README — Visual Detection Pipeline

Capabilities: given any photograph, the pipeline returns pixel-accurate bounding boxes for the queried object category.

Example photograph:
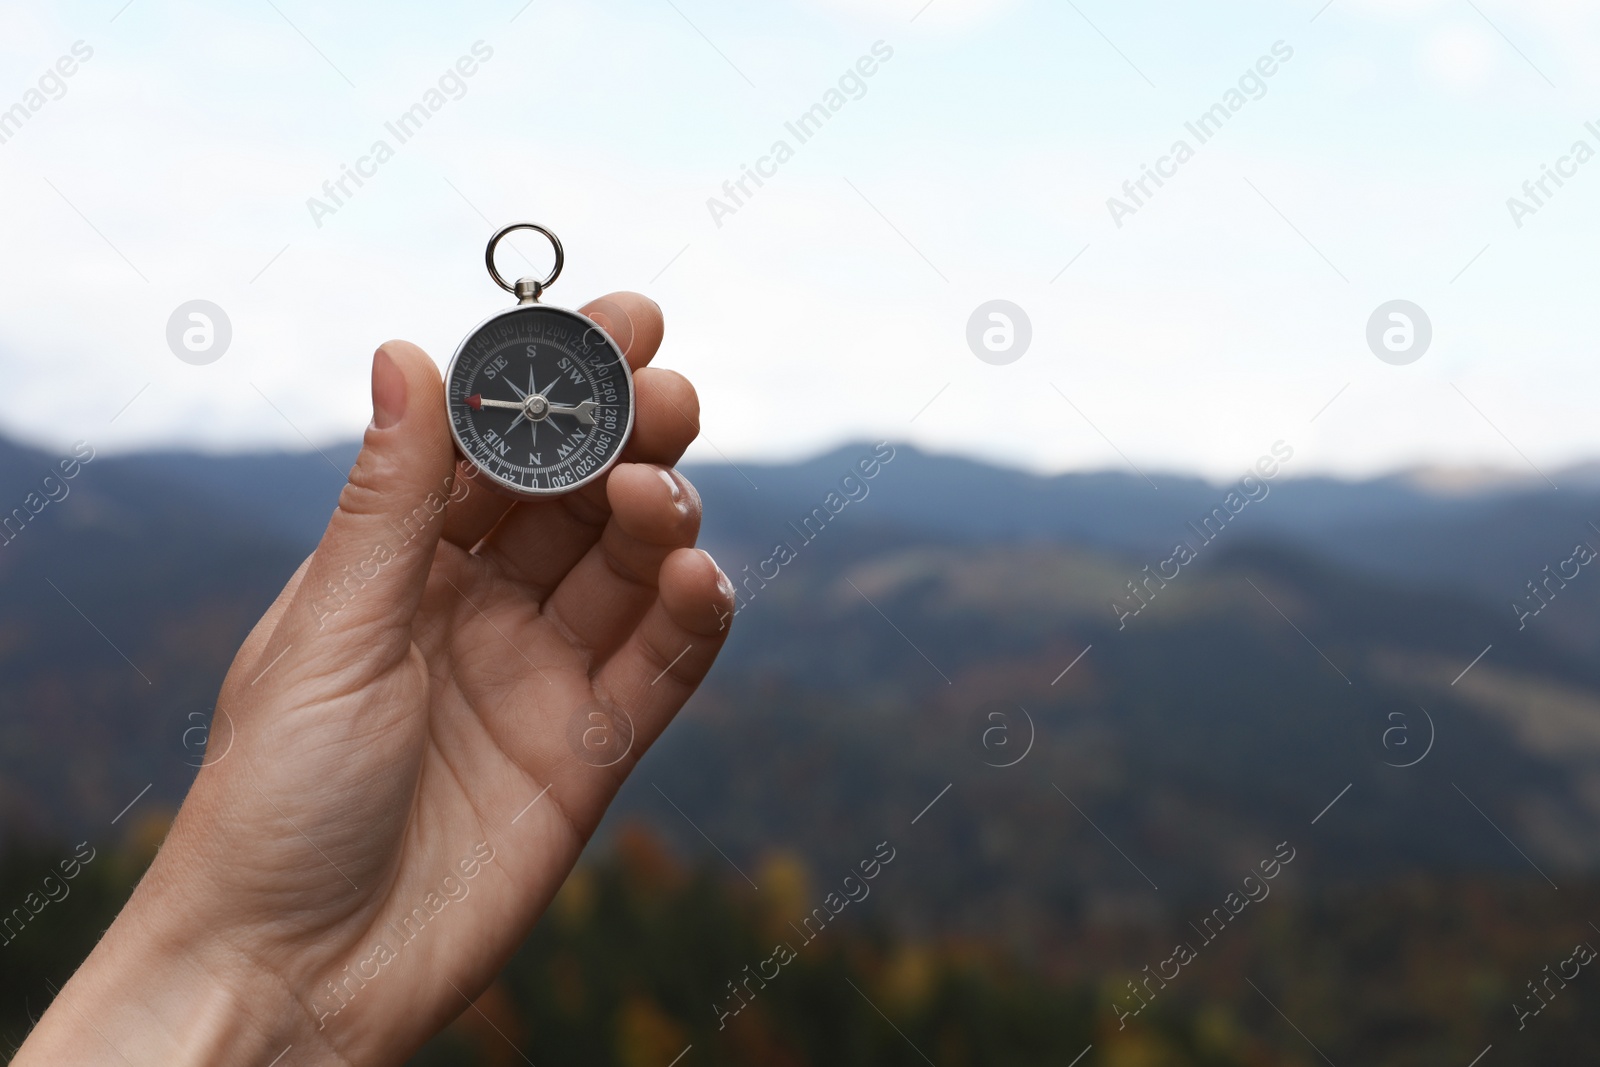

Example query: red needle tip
[466,394,482,410]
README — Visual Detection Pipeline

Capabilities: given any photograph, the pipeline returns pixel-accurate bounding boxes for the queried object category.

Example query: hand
[16,293,735,1066]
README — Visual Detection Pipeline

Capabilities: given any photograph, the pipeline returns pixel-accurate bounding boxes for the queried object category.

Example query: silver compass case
[444,224,637,499]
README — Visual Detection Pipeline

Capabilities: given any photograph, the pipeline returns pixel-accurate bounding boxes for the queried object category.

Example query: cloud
[1421,23,1498,90]
[800,0,1022,31]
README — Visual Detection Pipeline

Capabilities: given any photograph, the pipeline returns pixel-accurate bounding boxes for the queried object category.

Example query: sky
[2,0,1600,481]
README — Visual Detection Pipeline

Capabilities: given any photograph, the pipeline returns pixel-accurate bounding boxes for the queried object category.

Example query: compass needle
[548,400,599,426]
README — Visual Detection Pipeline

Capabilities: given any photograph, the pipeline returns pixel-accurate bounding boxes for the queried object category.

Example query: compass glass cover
[446,305,633,496]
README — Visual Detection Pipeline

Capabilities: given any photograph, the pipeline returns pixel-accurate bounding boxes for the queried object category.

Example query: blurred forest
[3,820,1599,1064]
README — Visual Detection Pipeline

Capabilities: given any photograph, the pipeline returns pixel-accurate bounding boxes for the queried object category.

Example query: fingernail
[372,348,406,429]
[657,467,686,512]
[695,549,732,595]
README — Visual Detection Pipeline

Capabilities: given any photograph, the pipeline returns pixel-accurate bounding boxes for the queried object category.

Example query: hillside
[1,437,1598,939]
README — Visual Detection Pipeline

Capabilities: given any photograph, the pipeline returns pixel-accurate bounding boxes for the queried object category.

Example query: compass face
[445,305,634,497]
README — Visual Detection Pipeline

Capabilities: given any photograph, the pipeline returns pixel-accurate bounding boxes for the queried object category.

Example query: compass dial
[445,305,634,497]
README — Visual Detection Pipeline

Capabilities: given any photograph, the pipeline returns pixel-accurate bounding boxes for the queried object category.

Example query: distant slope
[3,434,1599,945]
[631,532,1600,942]
[683,444,1600,652]
[0,437,305,833]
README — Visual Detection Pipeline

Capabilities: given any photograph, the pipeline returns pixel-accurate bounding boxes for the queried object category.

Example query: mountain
[3,435,1599,952]
[687,443,1600,598]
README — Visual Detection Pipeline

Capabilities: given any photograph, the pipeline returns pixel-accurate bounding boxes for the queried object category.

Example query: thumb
[284,341,459,655]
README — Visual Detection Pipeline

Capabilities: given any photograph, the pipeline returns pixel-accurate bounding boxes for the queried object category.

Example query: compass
[444,223,635,497]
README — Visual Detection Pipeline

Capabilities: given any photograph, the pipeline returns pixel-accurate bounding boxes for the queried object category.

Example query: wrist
[13,865,337,1066]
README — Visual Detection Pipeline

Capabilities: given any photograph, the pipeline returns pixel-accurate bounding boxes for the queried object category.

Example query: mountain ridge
[2,433,1598,944]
